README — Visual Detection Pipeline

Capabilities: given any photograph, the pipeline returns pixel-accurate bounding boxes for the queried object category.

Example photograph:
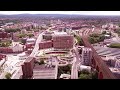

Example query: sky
[0,11,120,15]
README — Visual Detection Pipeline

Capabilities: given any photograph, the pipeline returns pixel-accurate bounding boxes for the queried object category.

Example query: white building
[81,47,92,66]
[12,44,24,53]
[79,65,91,73]
[26,38,36,44]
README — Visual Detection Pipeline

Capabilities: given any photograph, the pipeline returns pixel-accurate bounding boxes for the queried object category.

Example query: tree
[59,64,71,73]
[91,70,98,79]
[74,35,83,45]
[99,35,105,42]
[109,43,120,48]
[89,37,95,44]
[90,33,99,37]
[80,69,90,74]
[21,39,26,45]
[18,34,26,38]
[39,60,45,65]
[89,33,105,44]
[79,74,91,79]
[102,31,106,34]
[5,72,12,79]
[27,33,34,38]
[5,28,20,33]
[1,42,6,47]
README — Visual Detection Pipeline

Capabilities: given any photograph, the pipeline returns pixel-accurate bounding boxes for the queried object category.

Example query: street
[71,47,81,79]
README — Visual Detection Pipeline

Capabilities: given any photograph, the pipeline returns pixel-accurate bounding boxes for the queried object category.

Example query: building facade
[82,47,92,66]
[39,40,53,49]
[22,57,35,79]
[52,35,74,50]
[0,47,13,53]
[0,32,8,39]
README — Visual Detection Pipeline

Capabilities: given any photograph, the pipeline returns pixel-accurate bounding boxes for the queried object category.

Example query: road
[30,26,55,57]
[71,27,101,79]
[71,47,81,79]
[29,32,44,57]
[0,26,55,79]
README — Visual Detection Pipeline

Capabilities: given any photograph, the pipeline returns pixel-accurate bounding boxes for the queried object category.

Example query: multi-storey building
[81,47,92,66]
[52,34,74,50]
[0,32,8,38]
[39,40,53,49]
[22,57,35,79]
[0,47,13,53]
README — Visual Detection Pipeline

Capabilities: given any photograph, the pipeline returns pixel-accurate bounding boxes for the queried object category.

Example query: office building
[42,32,53,40]
[39,40,53,49]
[81,47,92,66]
[52,34,74,50]
[0,32,8,38]
[22,57,35,79]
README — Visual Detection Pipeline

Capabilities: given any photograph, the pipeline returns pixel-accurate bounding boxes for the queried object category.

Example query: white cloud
[0,11,120,15]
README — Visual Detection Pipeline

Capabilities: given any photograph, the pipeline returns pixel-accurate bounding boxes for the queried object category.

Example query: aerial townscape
[0,11,120,79]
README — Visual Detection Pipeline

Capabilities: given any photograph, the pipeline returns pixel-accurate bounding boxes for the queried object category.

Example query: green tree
[1,42,6,47]
[79,74,91,79]
[5,28,20,33]
[39,60,45,65]
[88,37,95,44]
[75,35,83,45]
[18,34,26,38]
[80,69,90,74]
[5,72,12,79]
[21,39,26,45]
[99,35,105,42]
[27,33,34,38]
[102,31,106,34]
[91,71,98,79]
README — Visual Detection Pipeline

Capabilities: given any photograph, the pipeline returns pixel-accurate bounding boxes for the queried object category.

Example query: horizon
[1,11,120,16]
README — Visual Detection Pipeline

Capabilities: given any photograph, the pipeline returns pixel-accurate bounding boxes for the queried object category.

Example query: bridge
[81,36,117,79]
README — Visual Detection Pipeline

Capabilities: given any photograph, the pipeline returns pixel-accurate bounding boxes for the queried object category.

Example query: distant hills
[0,14,120,22]
[0,14,120,18]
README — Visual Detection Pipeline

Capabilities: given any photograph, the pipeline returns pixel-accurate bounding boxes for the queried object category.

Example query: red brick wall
[0,32,8,38]
[22,57,35,79]
[39,41,53,49]
[25,44,34,51]
[0,47,13,53]
[53,35,73,49]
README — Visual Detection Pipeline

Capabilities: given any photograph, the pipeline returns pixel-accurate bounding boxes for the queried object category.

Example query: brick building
[22,57,35,79]
[0,47,13,53]
[52,35,74,49]
[42,32,53,40]
[39,40,53,49]
[25,43,34,51]
[0,32,8,38]
[0,54,6,60]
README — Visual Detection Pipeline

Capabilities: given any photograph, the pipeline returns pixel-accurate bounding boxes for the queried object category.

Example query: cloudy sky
[0,11,120,15]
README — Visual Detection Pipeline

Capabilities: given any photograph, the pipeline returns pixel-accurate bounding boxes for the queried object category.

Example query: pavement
[71,47,81,79]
